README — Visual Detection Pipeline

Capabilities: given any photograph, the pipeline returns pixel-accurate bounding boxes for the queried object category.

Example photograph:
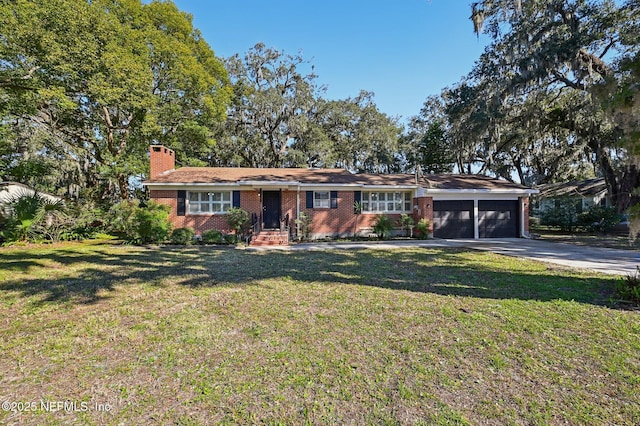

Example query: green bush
[415,218,431,239]
[60,205,106,241]
[529,216,541,228]
[0,214,7,244]
[0,195,110,244]
[295,212,312,241]
[578,206,622,233]
[201,229,223,244]
[373,215,394,240]
[134,202,172,244]
[223,233,237,244]
[540,197,582,232]
[108,200,137,241]
[226,207,250,239]
[170,227,195,245]
[109,200,171,244]
[618,266,640,305]
[0,191,66,243]
[397,213,415,237]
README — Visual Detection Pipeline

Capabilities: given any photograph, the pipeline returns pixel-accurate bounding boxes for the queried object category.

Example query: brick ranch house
[144,146,537,244]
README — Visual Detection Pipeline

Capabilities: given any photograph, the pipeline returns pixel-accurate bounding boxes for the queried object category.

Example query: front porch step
[250,230,289,246]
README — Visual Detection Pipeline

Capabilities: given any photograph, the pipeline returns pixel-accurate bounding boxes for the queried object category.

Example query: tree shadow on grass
[0,244,621,307]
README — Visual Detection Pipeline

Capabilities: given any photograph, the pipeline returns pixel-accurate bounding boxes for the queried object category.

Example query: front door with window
[262,191,281,229]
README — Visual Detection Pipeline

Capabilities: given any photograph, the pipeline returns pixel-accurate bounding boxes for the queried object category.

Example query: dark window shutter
[330,191,338,209]
[306,191,314,208]
[354,191,361,213]
[177,190,186,216]
[232,190,240,208]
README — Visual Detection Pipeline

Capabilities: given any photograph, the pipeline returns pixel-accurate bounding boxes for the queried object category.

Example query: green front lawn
[0,241,638,425]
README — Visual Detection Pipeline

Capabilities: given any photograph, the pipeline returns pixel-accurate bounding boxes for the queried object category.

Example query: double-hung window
[188,191,232,214]
[361,191,411,213]
[313,191,330,208]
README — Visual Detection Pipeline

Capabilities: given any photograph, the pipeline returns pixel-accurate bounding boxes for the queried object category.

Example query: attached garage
[478,200,518,238]
[433,200,474,239]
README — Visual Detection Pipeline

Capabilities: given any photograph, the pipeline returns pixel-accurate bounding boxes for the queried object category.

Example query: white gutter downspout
[520,197,526,238]
[296,186,300,240]
[473,199,479,239]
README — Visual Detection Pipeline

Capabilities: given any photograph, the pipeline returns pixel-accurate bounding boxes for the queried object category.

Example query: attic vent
[152,147,161,152]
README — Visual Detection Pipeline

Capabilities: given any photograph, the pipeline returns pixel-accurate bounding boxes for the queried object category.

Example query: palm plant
[372,215,394,240]
[2,190,64,242]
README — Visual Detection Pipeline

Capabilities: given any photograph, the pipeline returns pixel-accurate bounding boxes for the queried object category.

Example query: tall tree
[0,0,230,201]
[218,45,402,171]
[218,43,320,167]
[302,91,403,173]
[404,96,454,174]
[467,0,640,211]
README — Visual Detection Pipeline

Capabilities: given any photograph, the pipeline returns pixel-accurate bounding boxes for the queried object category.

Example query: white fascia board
[434,193,520,201]
[426,188,538,195]
[432,191,536,201]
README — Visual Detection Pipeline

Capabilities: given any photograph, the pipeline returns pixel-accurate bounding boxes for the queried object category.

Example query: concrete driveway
[263,238,639,276]
[453,238,639,276]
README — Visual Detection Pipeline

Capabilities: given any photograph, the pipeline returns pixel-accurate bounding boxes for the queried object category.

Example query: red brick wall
[301,191,356,237]
[149,146,175,179]
[282,191,297,224]
[150,190,232,234]
[240,191,261,218]
[299,191,417,238]
[150,188,429,238]
[151,189,302,236]
[413,196,434,232]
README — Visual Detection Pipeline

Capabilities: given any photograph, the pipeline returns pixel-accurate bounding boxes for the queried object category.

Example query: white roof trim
[425,188,539,195]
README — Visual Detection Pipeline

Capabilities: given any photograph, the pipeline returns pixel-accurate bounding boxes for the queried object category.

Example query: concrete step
[250,230,289,246]
[250,240,289,246]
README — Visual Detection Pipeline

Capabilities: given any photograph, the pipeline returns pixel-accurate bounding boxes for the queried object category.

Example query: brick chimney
[149,145,175,179]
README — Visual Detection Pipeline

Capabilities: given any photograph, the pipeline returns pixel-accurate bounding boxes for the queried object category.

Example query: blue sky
[171,0,490,124]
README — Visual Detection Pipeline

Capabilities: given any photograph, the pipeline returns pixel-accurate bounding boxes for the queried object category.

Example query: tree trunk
[117,173,129,200]
[617,164,640,212]
[598,147,640,213]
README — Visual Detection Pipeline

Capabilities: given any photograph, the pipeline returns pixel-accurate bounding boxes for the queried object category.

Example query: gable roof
[144,167,535,192]
[536,178,607,198]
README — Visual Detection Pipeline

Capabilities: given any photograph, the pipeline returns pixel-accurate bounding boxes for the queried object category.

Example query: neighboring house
[0,181,62,217]
[534,178,609,214]
[143,146,537,244]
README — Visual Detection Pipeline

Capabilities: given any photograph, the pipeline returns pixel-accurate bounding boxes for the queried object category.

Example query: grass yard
[0,241,638,425]
[531,226,635,251]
